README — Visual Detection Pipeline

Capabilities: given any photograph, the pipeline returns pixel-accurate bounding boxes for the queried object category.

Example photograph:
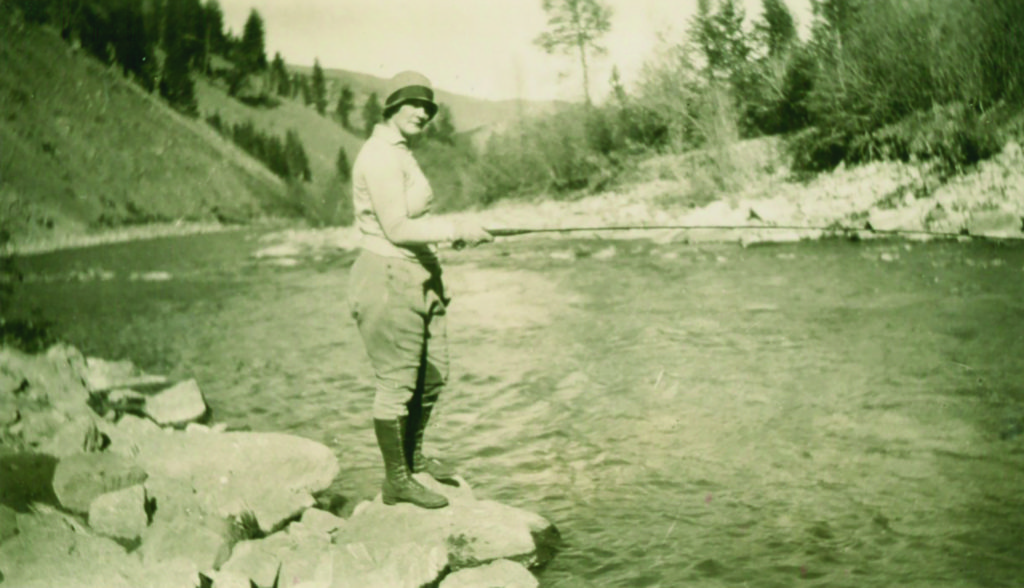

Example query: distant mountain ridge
[289,65,564,134]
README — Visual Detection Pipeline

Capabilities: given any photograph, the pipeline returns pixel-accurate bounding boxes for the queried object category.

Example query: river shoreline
[5,138,1022,257]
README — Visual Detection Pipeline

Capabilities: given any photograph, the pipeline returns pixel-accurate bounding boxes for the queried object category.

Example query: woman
[348,71,493,509]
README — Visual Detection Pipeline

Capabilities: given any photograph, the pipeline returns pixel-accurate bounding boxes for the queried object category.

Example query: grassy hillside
[194,78,362,193]
[0,16,286,248]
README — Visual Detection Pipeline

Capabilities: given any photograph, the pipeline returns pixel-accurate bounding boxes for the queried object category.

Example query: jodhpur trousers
[348,249,449,420]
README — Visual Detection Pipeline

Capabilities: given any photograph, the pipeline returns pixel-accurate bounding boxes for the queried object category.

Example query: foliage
[335,85,355,129]
[424,104,457,145]
[238,9,267,73]
[270,52,291,97]
[335,146,352,182]
[206,113,312,182]
[534,0,613,104]
[362,93,383,137]
[311,59,328,115]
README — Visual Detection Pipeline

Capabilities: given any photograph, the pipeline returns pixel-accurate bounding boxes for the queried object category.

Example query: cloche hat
[383,71,439,121]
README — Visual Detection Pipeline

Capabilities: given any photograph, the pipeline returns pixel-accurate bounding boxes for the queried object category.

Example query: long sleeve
[361,147,456,247]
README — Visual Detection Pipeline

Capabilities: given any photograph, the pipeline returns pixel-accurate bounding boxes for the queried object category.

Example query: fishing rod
[484,223,977,240]
[452,222,1021,248]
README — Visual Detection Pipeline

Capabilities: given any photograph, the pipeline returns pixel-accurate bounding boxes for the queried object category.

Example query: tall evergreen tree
[335,145,351,182]
[362,92,383,137]
[160,40,198,116]
[239,9,267,73]
[757,0,797,58]
[284,129,312,182]
[270,53,291,97]
[203,0,228,56]
[163,0,204,68]
[534,0,613,104]
[311,59,328,115]
[335,85,355,129]
[110,0,156,91]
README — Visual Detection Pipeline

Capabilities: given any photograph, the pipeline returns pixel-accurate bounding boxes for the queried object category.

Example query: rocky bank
[0,345,557,587]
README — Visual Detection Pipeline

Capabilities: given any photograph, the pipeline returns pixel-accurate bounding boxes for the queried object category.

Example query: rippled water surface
[12,231,1024,587]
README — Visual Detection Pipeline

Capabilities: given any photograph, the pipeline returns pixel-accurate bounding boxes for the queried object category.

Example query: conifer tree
[362,93,383,137]
[336,146,352,182]
[311,59,328,115]
[160,41,199,116]
[757,0,797,58]
[284,130,312,182]
[239,9,267,73]
[335,85,355,129]
[203,0,228,56]
[270,53,291,96]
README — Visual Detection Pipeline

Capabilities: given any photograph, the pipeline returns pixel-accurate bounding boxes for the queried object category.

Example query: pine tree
[757,0,797,58]
[362,93,383,137]
[270,52,291,96]
[285,130,312,182]
[110,0,157,91]
[311,59,328,115]
[336,145,351,182]
[160,41,199,116]
[239,9,267,73]
[534,0,614,104]
[203,0,228,56]
[335,85,355,129]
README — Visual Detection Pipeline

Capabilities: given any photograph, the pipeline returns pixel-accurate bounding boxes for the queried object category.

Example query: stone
[144,379,208,426]
[52,451,148,513]
[0,505,143,588]
[329,540,449,588]
[140,517,231,574]
[133,431,338,533]
[204,570,252,588]
[968,209,1022,238]
[291,507,345,538]
[337,476,558,571]
[440,559,539,588]
[88,484,148,541]
[220,531,331,588]
[37,414,106,457]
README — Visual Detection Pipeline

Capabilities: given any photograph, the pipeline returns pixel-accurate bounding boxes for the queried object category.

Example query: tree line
[457,0,1024,208]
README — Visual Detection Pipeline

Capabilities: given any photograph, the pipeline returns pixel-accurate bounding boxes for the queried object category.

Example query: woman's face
[390,101,431,137]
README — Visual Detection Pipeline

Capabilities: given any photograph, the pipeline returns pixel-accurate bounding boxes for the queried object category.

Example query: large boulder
[131,430,339,533]
[52,451,148,514]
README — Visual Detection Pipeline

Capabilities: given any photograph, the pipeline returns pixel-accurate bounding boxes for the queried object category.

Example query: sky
[217,0,813,103]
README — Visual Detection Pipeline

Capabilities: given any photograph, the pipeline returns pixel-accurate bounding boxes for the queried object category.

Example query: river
[8,230,1024,587]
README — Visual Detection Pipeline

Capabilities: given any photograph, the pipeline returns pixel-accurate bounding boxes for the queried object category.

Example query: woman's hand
[452,221,495,249]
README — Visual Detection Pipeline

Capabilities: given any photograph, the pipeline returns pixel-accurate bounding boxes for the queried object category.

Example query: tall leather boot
[406,402,457,481]
[374,417,449,509]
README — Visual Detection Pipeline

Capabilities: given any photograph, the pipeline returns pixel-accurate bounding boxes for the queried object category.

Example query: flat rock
[144,379,208,426]
[140,517,231,574]
[52,451,148,513]
[132,431,339,533]
[339,475,558,570]
[440,559,539,588]
[88,484,148,541]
